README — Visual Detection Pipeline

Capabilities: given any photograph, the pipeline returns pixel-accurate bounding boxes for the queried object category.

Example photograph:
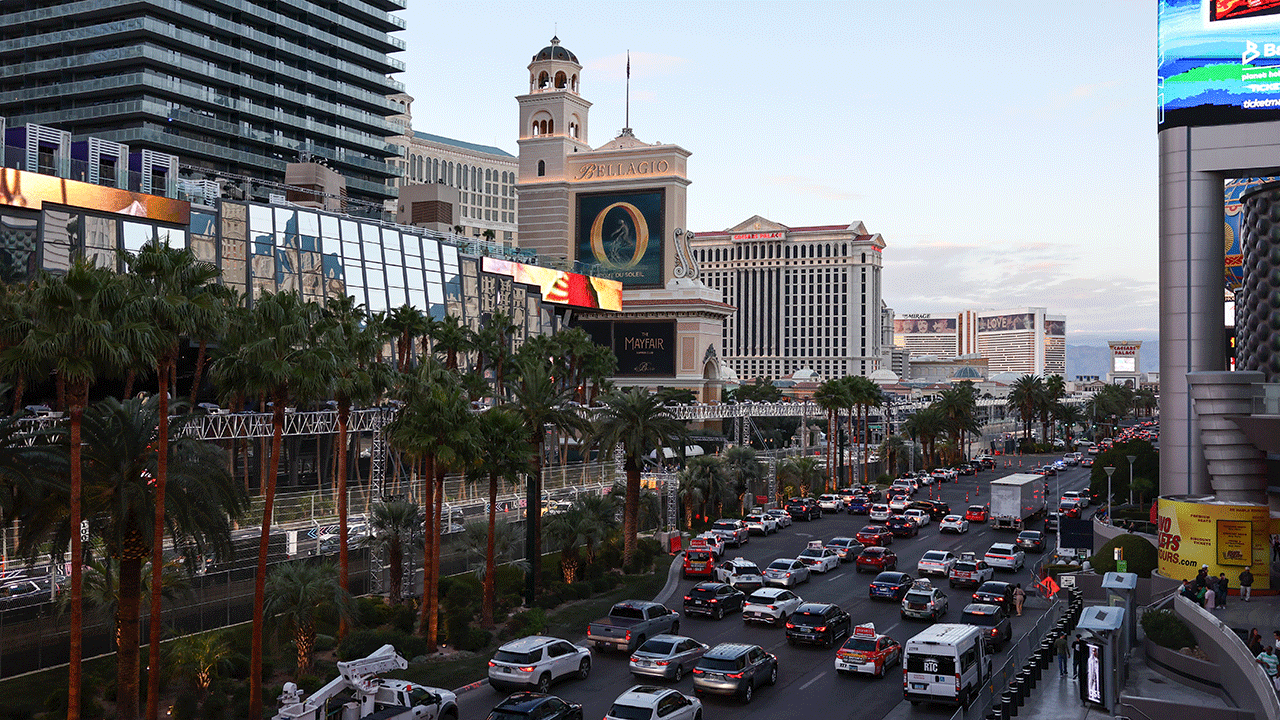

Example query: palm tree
[385,304,427,372]
[812,379,849,492]
[568,492,620,561]
[543,507,602,583]
[1055,404,1085,446]
[210,290,332,719]
[167,630,234,694]
[846,376,882,484]
[880,435,908,475]
[428,314,474,372]
[677,458,716,529]
[508,354,590,604]
[937,382,980,461]
[123,237,230,720]
[777,456,823,499]
[589,387,690,566]
[902,406,946,468]
[472,407,530,626]
[264,560,356,675]
[722,445,762,515]
[1007,375,1044,443]
[17,260,155,720]
[474,312,518,398]
[366,500,424,605]
[1040,375,1066,445]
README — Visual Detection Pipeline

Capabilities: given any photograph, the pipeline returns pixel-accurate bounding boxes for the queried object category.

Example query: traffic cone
[976,484,980,496]
[965,492,969,503]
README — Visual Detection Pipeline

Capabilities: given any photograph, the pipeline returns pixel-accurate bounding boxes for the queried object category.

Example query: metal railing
[947,597,1065,720]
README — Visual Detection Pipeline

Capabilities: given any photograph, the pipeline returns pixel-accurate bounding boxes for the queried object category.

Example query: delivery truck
[989,473,1046,531]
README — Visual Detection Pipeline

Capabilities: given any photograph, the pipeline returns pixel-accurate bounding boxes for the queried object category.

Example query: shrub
[590,577,612,594]
[388,602,418,634]
[357,596,392,628]
[504,607,547,637]
[536,592,561,610]
[458,625,493,652]
[337,628,427,661]
[171,690,200,720]
[494,564,524,598]
[1089,534,1158,578]
[638,537,663,563]
[567,581,592,600]
[199,691,228,720]
[1142,608,1196,650]
[314,633,337,652]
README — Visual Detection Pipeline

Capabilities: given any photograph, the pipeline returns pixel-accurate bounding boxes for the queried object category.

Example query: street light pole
[1125,455,1136,507]
[1104,466,1116,526]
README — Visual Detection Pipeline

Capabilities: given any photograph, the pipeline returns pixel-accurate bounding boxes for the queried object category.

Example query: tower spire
[624,51,633,136]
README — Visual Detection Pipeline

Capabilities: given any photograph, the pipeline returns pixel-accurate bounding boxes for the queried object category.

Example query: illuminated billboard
[1159,0,1280,129]
[576,190,664,288]
[481,257,622,311]
[1114,357,1137,372]
[978,313,1035,332]
[576,319,675,376]
[0,168,189,225]
[893,317,955,334]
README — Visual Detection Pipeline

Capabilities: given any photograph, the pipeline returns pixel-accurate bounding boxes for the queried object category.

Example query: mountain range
[1065,342,1159,380]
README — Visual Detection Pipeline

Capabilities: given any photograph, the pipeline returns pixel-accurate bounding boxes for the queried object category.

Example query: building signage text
[574,159,670,181]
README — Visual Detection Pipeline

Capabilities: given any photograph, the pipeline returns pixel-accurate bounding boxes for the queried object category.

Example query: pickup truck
[586,600,680,653]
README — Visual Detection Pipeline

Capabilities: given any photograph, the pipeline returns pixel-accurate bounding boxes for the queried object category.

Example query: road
[453,454,1095,720]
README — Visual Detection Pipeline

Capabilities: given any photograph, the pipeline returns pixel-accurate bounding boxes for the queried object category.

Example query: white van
[903,624,992,707]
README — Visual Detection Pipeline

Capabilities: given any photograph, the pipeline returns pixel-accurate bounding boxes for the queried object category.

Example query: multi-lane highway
[453,454,1096,720]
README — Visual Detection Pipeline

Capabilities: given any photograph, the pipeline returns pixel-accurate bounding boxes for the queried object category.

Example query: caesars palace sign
[574,159,671,180]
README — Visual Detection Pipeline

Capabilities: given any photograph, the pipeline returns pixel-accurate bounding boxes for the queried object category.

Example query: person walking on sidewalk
[1014,583,1027,617]
[1257,646,1279,691]
[1217,573,1229,608]
[1055,633,1069,676]
[1249,629,1264,656]
[1072,634,1086,680]
[1240,568,1254,602]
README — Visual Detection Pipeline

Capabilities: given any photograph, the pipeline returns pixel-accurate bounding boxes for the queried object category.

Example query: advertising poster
[576,190,664,288]
[1156,496,1271,587]
[1085,641,1103,706]
[1159,0,1280,128]
[978,313,1035,332]
[574,320,676,377]
[481,257,623,311]
[893,317,956,334]
[0,168,189,224]
[1044,320,1067,336]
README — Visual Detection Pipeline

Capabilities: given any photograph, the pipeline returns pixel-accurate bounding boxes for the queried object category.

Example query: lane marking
[799,671,826,690]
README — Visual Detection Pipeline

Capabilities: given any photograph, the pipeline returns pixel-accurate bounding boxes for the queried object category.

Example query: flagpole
[625,50,631,131]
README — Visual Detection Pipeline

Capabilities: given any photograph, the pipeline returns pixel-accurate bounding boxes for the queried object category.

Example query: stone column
[1186,371,1267,504]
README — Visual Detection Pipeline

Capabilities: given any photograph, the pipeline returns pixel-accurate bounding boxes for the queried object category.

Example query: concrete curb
[452,677,489,696]
[652,551,686,606]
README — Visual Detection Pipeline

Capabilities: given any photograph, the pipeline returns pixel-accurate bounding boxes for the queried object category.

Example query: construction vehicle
[272,644,458,720]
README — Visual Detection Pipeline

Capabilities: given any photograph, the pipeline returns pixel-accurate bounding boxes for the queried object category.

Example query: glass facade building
[0,0,405,206]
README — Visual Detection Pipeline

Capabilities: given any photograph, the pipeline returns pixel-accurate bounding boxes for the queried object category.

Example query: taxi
[682,549,715,579]
[835,623,902,678]
[797,541,841,574]
[691,533,725,558]
[964,505,989,523]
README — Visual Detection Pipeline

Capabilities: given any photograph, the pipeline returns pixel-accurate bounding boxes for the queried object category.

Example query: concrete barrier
[1172,594,1280,719]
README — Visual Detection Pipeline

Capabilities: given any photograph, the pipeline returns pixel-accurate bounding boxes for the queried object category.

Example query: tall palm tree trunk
[68,391,86,720]
[624,460,640,566]
[389,539,403,604]
[10,372,23,415]
[146,352,175,720]
[116,553,144,720]
[336,403,351,640]
[428,466,444,652]
[188,339,209,406]
[861,404,869,486]
[417,455,435,638]
[249,397,286,719]
[483,471,497,627]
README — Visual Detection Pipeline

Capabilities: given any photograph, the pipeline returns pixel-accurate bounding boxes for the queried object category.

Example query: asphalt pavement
[453,453,1092,720]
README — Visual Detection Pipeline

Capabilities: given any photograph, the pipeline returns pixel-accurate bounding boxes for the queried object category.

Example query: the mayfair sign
[574,159,670,180]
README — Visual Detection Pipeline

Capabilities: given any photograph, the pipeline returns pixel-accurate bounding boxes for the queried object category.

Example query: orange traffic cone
[965,492,969,503]
[975,484,980,496]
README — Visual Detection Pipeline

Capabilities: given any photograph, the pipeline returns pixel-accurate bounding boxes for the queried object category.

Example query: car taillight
[518,666,536,672]
[767,604,776,610]
[692,668,703,675]
[814,626,827,632]
[655,660,669,665]
[626,630,631,641]
[488,661,496,667]
[786,622,795,629]
[726,671,745,679]
[684,595,691,601]
[710,598,719,603]
[955,673,961,690]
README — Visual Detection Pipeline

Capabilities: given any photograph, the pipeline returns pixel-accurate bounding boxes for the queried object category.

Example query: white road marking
[799,671,826,690]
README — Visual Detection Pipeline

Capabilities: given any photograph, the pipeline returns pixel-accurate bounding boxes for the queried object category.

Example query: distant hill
[1065,342,1159,380]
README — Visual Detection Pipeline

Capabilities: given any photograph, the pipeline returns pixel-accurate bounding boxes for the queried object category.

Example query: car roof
[747,587,789,597]
[988,543,1015,550]
[499,635,559,652]
[978,581,1012,591]
[705,642,758,659]
[794,602,835,613]
[874,572,907,581]
[693,581,731,590]
[614,685,670,706]
[962,603,1002,615]
[495,692,560,711]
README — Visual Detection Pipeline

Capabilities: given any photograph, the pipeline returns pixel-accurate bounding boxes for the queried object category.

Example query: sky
[397,1,1158,345]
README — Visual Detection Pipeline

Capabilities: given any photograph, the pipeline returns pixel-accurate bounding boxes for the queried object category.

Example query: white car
[742,587,804,626]
[888,496,910,513]
[763,558,810,588]
[488,635,592,693]
[796,545,841,574]
[1062,490,1090,508]
[890,481,915,496]
[984,543,1026,572]
[715,558,764,590]
[916,550,958,577]
[606,685,701,720]
[743,513,779,535]
[930,469,950,483]
[818,494,844,512]
[765,508,793,528]
[903,509,930,527]
[869,504,892,521]
[692,533,725,558]
[939,515,970,534]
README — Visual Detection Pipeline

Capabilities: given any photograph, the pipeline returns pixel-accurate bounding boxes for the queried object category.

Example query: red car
[855,525,894,547]
[855,546,898,573]
[964,505,990,523]
[1058,502,1081,519]
[682,549,715,578]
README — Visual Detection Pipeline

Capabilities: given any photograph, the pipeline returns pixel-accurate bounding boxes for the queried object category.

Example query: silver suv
[692,643,778,703]
[488,635,592,693]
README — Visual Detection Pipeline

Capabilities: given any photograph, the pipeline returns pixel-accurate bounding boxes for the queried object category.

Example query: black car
[909,499,951,521]
[972,581,1016,614]
[869,571,915,601]
[885,515,919,538]
[958,464,977,476]
[962,603,1012,650]
[692,643,778,703]
[684,582,746,619]
[1044,512,1060,532]
[785,602,852,648]
[1015,530,1045,553]
[486,692,583,720]
[786,499,821,521]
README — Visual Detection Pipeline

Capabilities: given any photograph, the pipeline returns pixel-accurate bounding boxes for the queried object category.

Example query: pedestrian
[1195,565,1210,590]
[1181,579,1199,603]
[1204,583,1217,611]
[1014,583,1027,617]
[1273,535,1280,562]
[1072,634,1086,680]
[1217,573,1229,608]
[1055,633,1069,676]
[1240,567,1254,602]
[1257,646,1279,690]
[1273,630,1280,649]
[1249,629,1264,656]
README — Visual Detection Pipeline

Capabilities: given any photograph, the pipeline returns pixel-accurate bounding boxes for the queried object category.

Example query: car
[486,692,583,720]
[971,580,1017,614]
[939,515,970,534]
[868,503,892,521]
[958,464,977,476]
[488,636,592,693]
[909,499,951,521]
[786,602,853,647]
[964,505,990,523]
[1043,511,1060,532]
[690,533,725,558]
[1058,501,1081,519]
[605,685,701,720]
[855,525,894,547]
[890,480,916,497]
[743,513,778,536]
[628,635,709,682]
[1039,465,1057,476]
[916,550,958,577]
[825,537,865,562]
[817,494,844,513]
[683,582,745,620]
[961,603,1012,650]
[1015,530,1045,553]
[714,558,764,591]
[869,571,915,600]
[764,508,792,528]
[856,484,882,501]
[903,508,930,527]
[786,499,821,521]
[855,546,898,573]
[1080,456,1094,468]
[1062,490,1090,508]
[1086,445,1099,455]
[885,515,919,538]
[692,643,778,703]
[835,623,902,678]
[742,587,804,626]
[763,558,810,588]
[846,496,871,514]
[900,579,949,621]
[984,543,1025,572]
[1052,460,1068,471]
[949,557,994,589]
[930,468,951,484]
[0,577,54,611]
[681,549,715,580]
[888,495,911,513]
[709,519,750,547]
[797,543,842,573]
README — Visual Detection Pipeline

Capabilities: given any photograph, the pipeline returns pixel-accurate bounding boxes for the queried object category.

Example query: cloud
[764,174,866,204]
[588,52,687,80]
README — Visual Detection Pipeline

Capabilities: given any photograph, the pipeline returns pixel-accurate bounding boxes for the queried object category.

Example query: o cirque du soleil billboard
[1160,0,1280,129]
[576,190,664,288]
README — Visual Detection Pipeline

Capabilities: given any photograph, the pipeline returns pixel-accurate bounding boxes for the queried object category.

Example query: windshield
[637,639,674,654]
[712,521,736,530]
[906,653,956,675]
[799,549,821,557]
[747,592,778,604]
[955,563,977,572]
[606,704,651,720]
[698,658,741,672]
[690,587,719,597]
[843,638,878,652]
[768,561,794,571]
[687,551,710,561]
[904,593,932,604]
[989,545,1014,554]
[493,649,538,664]
[611,606,646,620]
[733,563,760,574]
